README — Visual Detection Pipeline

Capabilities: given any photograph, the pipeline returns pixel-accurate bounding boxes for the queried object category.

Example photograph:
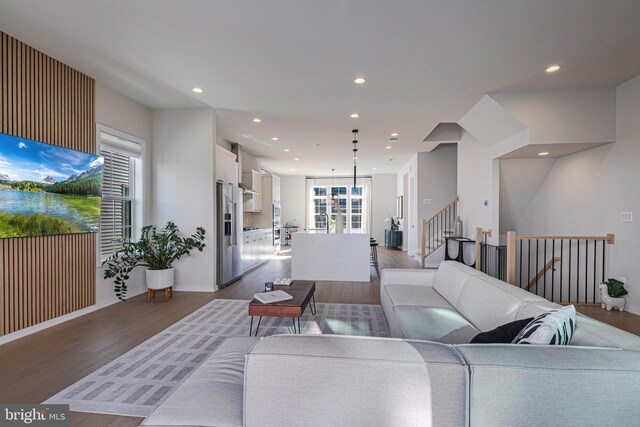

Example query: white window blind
[100,147,134,257]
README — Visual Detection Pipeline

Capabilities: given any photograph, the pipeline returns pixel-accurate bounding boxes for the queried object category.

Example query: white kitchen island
[291,232,371,282]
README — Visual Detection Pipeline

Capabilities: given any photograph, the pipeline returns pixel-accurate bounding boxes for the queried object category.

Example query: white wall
[457,131,499,243]
[492,87,616,145]
[397,154,418,251]
[371,174,397,243]
[417,145,458,226]
[505,75,640,314]
[151,108,217,292]
[95,83,152,305]
[280,175,306,229]
[499,158,556,235]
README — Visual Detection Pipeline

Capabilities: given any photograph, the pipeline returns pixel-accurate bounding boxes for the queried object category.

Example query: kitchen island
[291,232,370,282]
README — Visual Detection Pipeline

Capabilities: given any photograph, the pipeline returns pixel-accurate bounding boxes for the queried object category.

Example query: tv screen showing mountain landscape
[0,132,102,238]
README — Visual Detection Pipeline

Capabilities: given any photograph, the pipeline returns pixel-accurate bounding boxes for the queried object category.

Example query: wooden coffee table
[248,281,316,336]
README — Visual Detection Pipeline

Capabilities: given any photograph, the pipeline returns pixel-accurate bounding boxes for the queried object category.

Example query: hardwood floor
[0,247,637,427]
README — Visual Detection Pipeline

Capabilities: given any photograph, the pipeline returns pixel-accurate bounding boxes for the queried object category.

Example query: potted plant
[599,278,628,311]
[103,221,206,301]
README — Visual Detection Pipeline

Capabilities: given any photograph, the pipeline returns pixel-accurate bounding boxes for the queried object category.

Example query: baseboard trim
[0,288,147,346]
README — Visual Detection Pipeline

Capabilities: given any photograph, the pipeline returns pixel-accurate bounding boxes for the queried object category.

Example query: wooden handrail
[526,257,561,290]
[516,233,615,244]
[422,195,459,226]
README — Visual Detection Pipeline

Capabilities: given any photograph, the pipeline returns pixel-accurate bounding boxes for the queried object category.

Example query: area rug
[44,299,389,417]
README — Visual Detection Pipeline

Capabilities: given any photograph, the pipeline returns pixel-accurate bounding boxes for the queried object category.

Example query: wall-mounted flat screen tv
[0,132,102,238]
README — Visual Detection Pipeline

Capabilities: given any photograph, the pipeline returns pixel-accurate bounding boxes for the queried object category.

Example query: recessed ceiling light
[294,158,299,161]
[271,137,279,141]
[391,133,398,137]
[350,113,359,119]
[538,152,549,156]
[283,148,290,152]
[354,77,366,85]
[546,64,562,73]
[252,118,262,123]
[290,169,295,172]
[191,87,203,94]
[385,146,392,149]
[372,167,377,170]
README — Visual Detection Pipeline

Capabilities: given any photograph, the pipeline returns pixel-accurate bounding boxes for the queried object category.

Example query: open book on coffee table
[253,290,293,304]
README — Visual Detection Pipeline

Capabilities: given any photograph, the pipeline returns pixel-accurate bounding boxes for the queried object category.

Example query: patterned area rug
[44,299,389,417]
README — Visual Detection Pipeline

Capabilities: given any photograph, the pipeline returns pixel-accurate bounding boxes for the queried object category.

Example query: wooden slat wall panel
[0,32,96,336]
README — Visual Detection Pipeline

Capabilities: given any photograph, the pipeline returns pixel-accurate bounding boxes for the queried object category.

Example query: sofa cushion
[393,305,479,344]
[142,337,259,427]
[470,318,534,344]
[244,335,469,427]
[455,275,527,332]
[513,305,576,345]
[433,261,477,307]
[385,284,456,309]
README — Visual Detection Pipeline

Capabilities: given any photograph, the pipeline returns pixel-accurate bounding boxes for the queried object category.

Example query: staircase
[421,195,459,268]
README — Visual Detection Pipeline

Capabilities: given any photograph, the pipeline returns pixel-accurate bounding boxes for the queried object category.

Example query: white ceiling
[1,1,640,176]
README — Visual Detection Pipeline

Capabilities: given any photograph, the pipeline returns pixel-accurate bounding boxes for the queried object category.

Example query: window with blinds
[100,148,134,257]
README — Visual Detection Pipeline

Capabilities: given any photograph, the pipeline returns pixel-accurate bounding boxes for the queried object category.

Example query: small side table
[385,229,403,249]
[444,237,476,267]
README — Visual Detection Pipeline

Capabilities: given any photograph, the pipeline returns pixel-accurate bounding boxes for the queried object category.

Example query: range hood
[238,182,258,195]
[231,143,259,195]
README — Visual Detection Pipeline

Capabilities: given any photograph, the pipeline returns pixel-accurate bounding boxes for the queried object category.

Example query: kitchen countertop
[243,228,272,233]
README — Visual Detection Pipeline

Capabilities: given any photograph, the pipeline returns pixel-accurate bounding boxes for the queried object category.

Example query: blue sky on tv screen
[0,132,102,183]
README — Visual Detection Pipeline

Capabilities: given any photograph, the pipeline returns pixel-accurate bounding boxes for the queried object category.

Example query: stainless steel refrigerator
[216,183,243,288]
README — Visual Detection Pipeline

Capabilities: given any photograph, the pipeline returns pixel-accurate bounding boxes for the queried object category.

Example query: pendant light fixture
[352,129,358,187]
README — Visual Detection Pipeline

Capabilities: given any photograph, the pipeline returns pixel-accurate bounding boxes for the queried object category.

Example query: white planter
[146,268,175,290]
[598,283,626,312]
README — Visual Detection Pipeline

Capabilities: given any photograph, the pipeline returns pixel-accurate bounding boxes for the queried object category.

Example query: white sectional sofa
[143,261,640,427]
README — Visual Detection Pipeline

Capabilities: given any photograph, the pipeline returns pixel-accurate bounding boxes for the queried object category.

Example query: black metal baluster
[560,240,564,303]
[585,239,588,304]
[602,239,606,284]
[519,240,523,288]
[576,240,580,303]
[527,240,531,291]
[568,240,572,303]
[535,239,540,295]
[543,239,547,299]
[593,240,597,304]
[551,239,555,302]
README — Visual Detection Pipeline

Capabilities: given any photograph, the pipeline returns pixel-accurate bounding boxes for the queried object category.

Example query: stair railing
[421,195,459,268]
[506,231,615,304]
[474,228,507,280]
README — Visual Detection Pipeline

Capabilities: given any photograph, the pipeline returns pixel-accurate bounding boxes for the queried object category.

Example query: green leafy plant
[603,278,628,298]
[103,221,206,300]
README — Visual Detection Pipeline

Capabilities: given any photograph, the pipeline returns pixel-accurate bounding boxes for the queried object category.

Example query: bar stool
[370,239,380,275]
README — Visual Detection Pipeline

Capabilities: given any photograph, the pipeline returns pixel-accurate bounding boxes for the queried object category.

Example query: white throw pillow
[512,305,576,345]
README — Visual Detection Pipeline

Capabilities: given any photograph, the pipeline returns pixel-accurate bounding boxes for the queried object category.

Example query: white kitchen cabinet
[252,173,280,228]
[216,145,239,185]
[242,229,275,272]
